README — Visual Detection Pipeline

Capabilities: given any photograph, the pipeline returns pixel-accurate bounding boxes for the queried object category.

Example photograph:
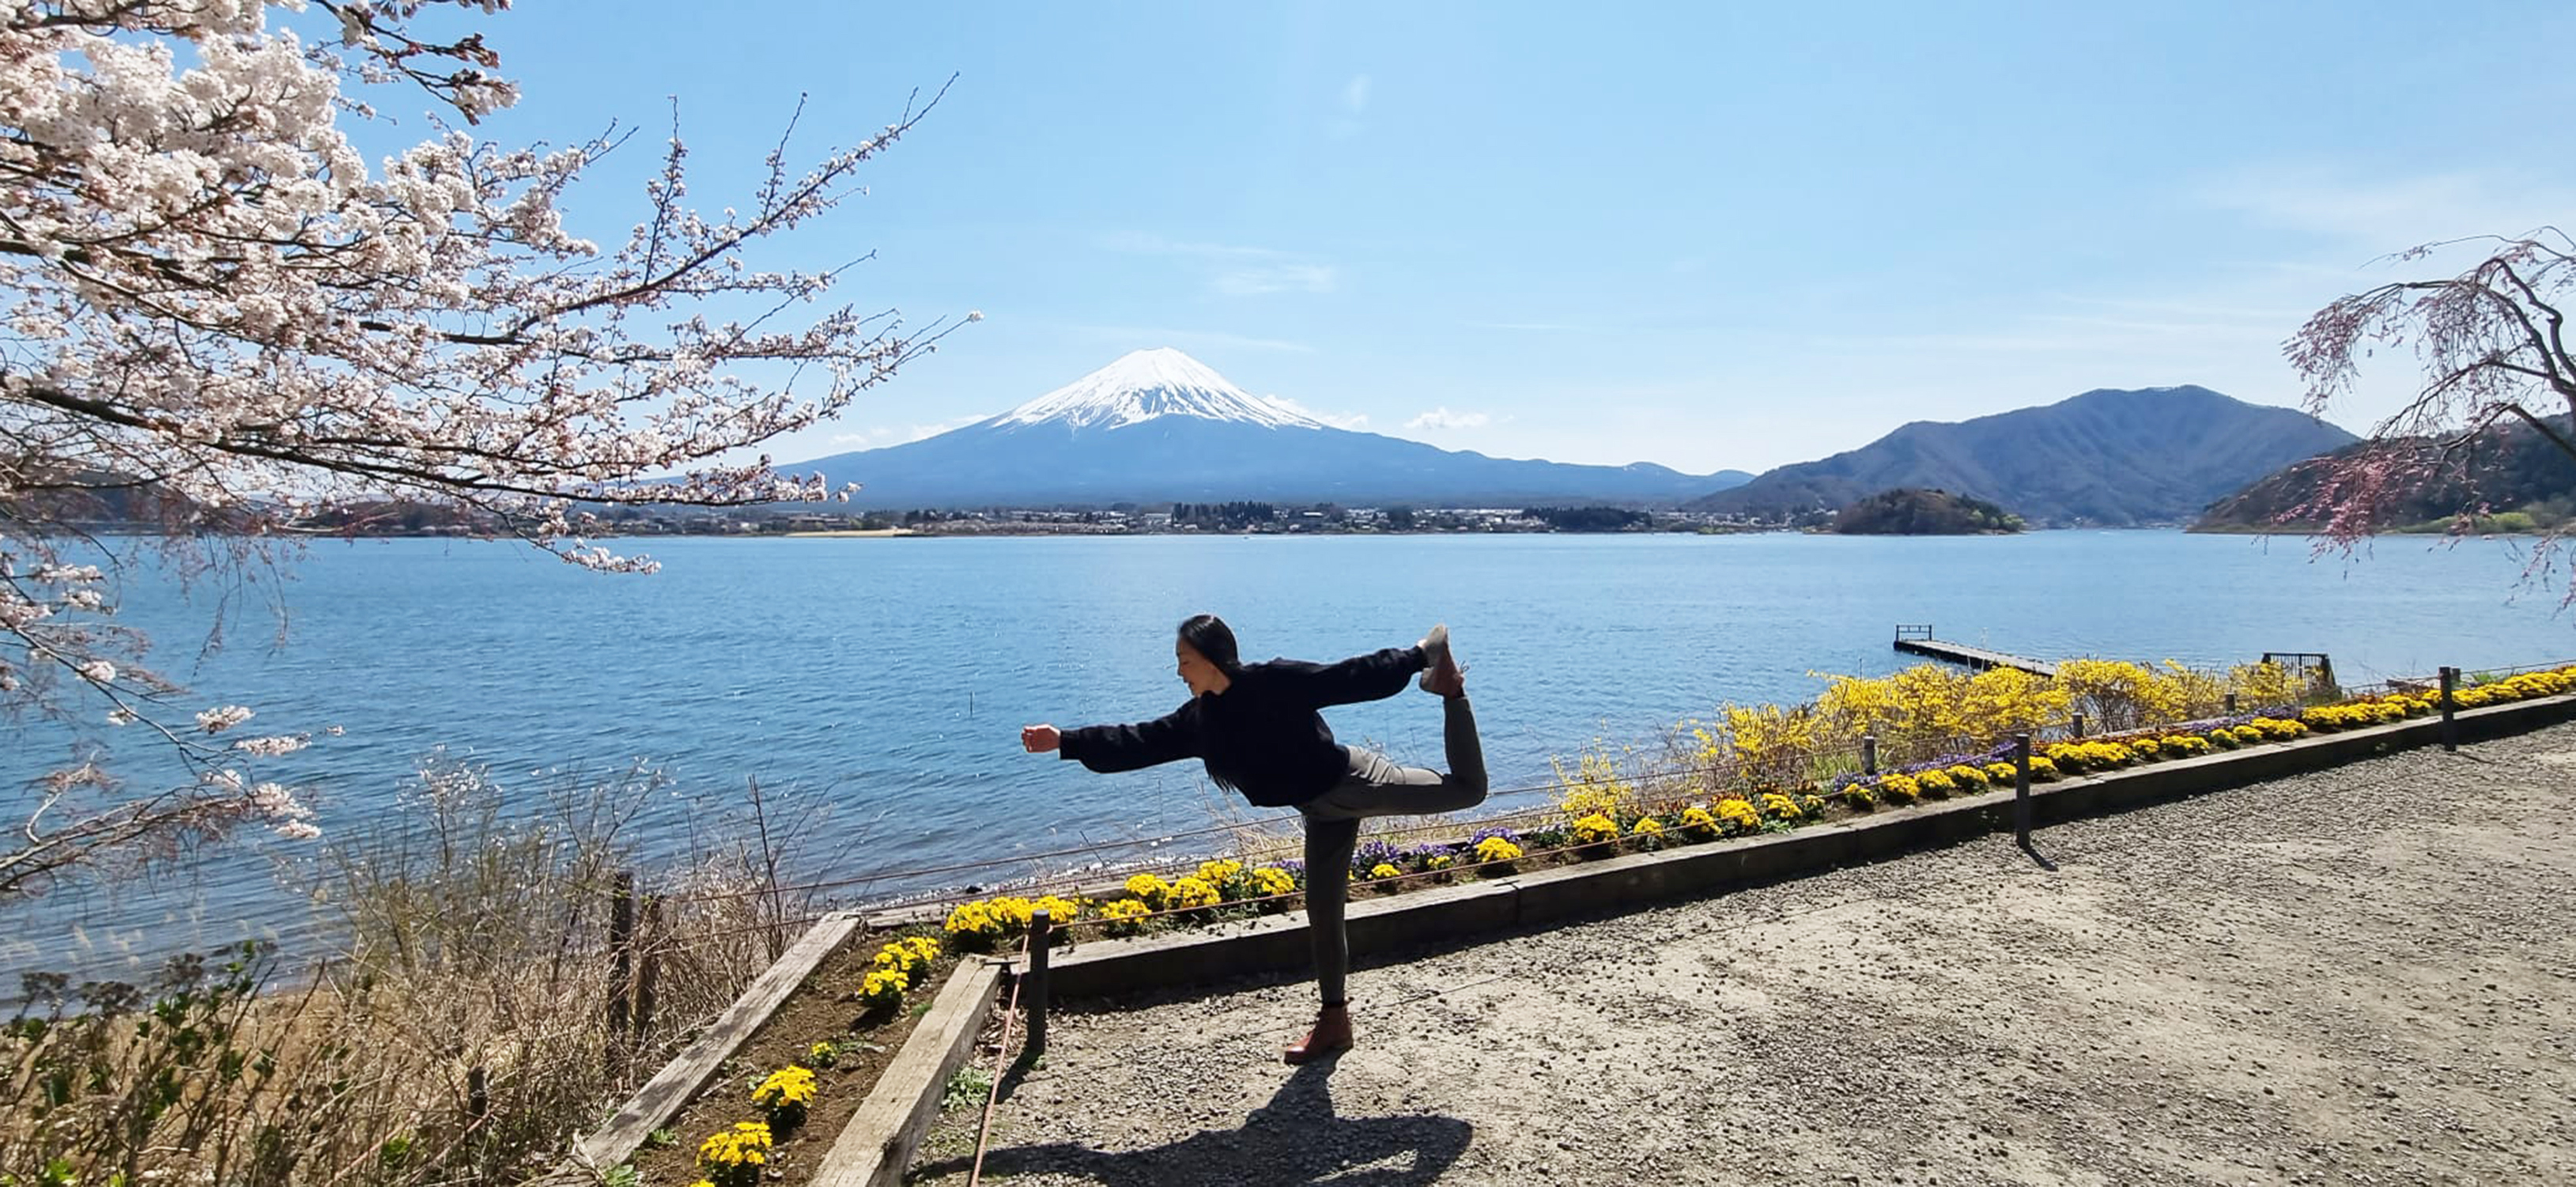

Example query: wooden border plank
[809,958,1007,1187]
[576,910,863,1169]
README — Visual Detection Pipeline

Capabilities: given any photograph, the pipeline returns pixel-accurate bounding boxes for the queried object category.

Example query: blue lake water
[9,529,2574,978]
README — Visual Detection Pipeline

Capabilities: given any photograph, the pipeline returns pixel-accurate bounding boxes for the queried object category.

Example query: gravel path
[908,726,2576,1186]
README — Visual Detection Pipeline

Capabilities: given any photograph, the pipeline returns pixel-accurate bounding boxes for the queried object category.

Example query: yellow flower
[1368,862,1402,880]
[1196,858,1244,886]
[1167,875,1220,909]
[1473,836,1524,864]
[1632,816,1664,837]
[1427,853,1454,869]
[754,1065,818,1112]
[1097,898,1150,933]
[1679,805,1719,835]
[1570,812,1620,845]
[1251,866,1297,896]
[859,966,908,1007]
[697,1121,775,1178]
[1124,873,1172,909]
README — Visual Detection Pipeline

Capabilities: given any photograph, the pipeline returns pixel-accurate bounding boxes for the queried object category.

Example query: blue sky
[447,1,2576,474]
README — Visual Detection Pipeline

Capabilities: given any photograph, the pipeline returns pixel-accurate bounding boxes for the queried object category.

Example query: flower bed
[929,667,2576,949]
[625,929,954,1187]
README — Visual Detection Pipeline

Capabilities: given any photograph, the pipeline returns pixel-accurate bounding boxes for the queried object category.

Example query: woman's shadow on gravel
[914,1057,1472,1185]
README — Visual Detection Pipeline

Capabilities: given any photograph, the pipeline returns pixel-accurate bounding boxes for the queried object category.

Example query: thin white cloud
[1102,231,1338,297]
[2194,165,2576,250]
[1267,395,1369,431]
[1214,263,1338,295]
[1342,75,1371,114]
[1407,407,1491,430]
[830,414,989,448]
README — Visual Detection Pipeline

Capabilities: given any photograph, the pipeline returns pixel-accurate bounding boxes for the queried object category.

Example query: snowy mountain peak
[995,348,1326,431]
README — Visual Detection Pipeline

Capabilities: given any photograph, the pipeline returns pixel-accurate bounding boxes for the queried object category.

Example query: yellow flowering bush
[1946,763,1990,790]
[2056,659,2189,733]
[1427,852,1454,870]
[1097,897,1150,935]
[2130,735,2164,759]
[1554,746,1637,820]
[1841,781,1876,809]
[1982,761,2018,784]
[1124,873,1172,909]
[1875,773,1920,806]
[1166,875,1221,910]
[1473,836,1524,865]
[2227,724,2264,745]
[1252,866,1297,897]
[697,1121,772,1187]
[2026,756,2059,781]
[2162,734,2212,756]
[1679,804,1720,837]
[1631,816,1664,848]
[1717,702,1824,790]
[753,1065,818,1130]
[806,1040,840,1068]
[1759,792,1802,822]
[1367,862,1402,881]
[1570,812,1621,846]
[1714,797,1762,834]
[1913,768,1956,798]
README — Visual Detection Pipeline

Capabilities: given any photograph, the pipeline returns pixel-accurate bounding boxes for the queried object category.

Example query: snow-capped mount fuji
[789,349,1752,509]
[995,347,1324,431]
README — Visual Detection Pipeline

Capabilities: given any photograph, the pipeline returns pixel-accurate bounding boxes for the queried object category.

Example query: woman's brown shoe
[1283,1005,1354,1064]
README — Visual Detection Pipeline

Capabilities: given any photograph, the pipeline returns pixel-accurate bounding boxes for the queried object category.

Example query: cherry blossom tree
[2283,229,2576,550]
[1,0,961,898]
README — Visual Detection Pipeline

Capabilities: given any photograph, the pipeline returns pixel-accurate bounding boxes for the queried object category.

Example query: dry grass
[2,753,843,1187]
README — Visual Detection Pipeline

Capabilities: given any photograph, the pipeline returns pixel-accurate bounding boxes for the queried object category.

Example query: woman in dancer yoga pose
[1019,614,1484,1062]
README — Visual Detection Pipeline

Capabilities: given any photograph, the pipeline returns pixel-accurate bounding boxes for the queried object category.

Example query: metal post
[2013,734,2032,846]
[2072,713,2086,740]
[2440,667,2460,752]
[1861,734,1878,777]
[466,1065,489,1123]
[1025,909,1052,1056]
[2223,692,2238,716]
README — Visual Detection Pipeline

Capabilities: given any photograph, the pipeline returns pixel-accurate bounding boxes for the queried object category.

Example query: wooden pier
[1893,624,2060,678]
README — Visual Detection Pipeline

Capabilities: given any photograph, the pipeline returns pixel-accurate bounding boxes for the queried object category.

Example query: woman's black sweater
[1057,645,1427,807]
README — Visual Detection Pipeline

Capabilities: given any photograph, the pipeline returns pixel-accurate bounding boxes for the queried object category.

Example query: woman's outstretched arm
[1025,703,1201,773]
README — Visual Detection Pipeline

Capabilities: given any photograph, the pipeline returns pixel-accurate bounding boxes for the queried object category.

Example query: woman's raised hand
[1021,724,1061,754]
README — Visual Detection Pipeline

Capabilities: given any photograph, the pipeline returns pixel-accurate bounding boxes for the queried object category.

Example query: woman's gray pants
[1297,696,1488,1005]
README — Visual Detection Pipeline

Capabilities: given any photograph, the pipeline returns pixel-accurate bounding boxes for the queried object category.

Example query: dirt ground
[906,725,2576,1186]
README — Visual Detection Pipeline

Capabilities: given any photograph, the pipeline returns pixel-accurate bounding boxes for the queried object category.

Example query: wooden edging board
[807,958,1009,1187]
[1019,694,2576,1000]
[569,910,863,1174]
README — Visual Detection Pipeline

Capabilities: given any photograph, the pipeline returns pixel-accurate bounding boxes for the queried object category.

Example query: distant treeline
[1522,506,1653,531]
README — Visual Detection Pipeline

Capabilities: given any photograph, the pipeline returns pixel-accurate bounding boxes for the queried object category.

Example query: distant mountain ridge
[788,349,1754,508]
[1686,386,2359,527]
[2196,415,2576,531]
